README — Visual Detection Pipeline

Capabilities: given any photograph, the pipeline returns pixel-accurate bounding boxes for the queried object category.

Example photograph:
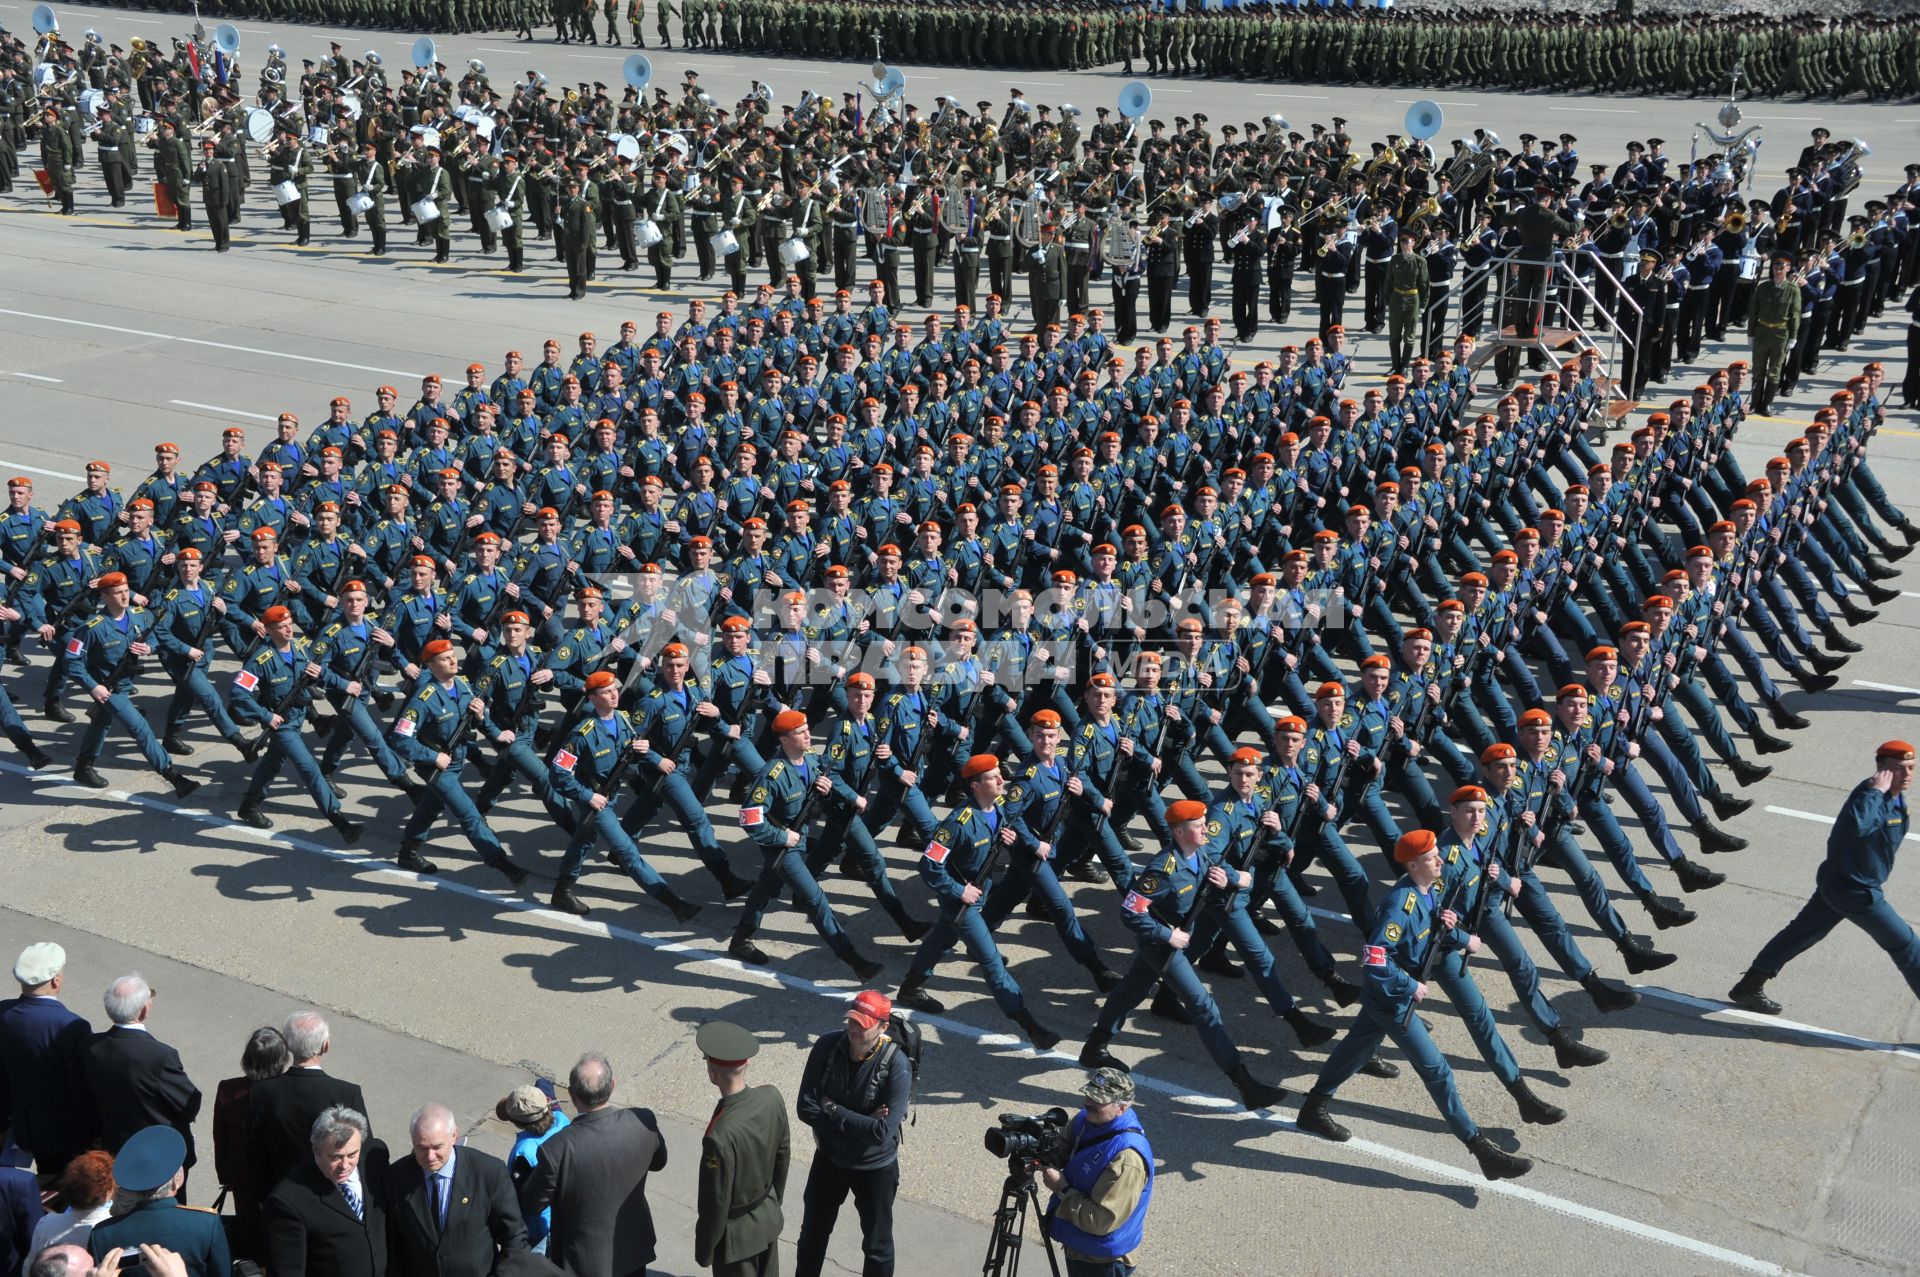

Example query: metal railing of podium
[1427,249,1646,430]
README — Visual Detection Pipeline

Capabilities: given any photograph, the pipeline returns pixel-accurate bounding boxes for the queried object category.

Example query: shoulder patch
[1133,871,1164,895]
[1383,922,1403,943]
[1205,818,1223,837]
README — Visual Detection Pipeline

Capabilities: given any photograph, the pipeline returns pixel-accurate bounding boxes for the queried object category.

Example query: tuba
[1013,190,1042,249]
[859,185,892,237]
[940,171,971,236]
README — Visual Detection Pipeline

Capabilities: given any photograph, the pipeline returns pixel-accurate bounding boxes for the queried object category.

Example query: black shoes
[842,949,884,981]
[1643,893,1697,929]
[163,734,195,757]
[1509,1078,1567,1124]
[1581,973,1640,1013]
[1673,858,1725,892]
[1728,971,1782,1015]
[1079,1033,1126,1071]
[662,891,702,923]
[1728,758,1773,787]
[1284,1007,1336,1048]
[1229,1064,1288,1110]
[1012,1009,1061,1052]
[237,804,272,829]
[166,769,200,800]
[1295,1093,1351,1141]
[551,883,591,915]
[894,981,945,1013]
[1619,937,1678,974]
[729,933,770,965]
[1322,970,1360,1007]
[398,846,440,874]
[489,857,529,887]
[1692,817,1748,853]
[330,815,364,845]
[1469,1134,1534,1181]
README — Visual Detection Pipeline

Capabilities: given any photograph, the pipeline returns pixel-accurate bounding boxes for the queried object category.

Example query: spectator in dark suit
[214,1027,293,1262]
[0,943,99,1176]
[0,1164,45,1276]
[383,1105,525,1277]
[248,1014,368,1207]
[516,1055,666,1277]
[262,1107,388,1277]
[80,977,200,1193]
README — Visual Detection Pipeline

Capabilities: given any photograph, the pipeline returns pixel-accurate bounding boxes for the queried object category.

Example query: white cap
[14,942,66,986]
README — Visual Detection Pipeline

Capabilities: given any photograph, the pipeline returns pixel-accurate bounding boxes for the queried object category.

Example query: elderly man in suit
[0,943,99,1176]
[250,1013,370,1202]
[263,1107,389,1277]
[384,1105,526,1277]
[516,1055,667,1277]
[80,975,201,1190]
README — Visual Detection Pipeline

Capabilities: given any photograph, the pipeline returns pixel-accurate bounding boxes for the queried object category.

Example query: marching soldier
[229,604,363,842]
[67,573,199,799]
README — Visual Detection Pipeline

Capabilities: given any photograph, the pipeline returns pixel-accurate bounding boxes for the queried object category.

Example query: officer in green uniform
[151,119,192,231]
[694,1021,790,1277]
[1746,255,1801,416]
[87,1125,228,1277]
[1384,230,1430,376]
[39,106,76,215]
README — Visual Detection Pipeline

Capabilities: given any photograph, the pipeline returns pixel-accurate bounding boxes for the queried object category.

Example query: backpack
[860,1012,924,1129]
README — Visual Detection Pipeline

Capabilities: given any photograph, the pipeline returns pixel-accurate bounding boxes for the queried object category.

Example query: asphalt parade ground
[3,4,1920,1273]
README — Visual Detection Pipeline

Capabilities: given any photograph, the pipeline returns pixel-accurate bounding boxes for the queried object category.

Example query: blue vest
[1046,1110,1154,1259]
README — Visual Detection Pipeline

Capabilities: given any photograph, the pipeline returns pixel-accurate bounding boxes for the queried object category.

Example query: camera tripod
[981,1166,1063,1277]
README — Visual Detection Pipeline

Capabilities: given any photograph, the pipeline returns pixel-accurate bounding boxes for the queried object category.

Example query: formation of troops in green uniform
[7,14,1920,1192]
[59,0,1920,101]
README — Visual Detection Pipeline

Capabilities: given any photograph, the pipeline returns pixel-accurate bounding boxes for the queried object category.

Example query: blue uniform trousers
[242,725,341,816]
[402,763,508,860]
[1844,461,1913,532]
[1112,781,1171,849]
[1312,994,1480,1144]
[1543,827,1633,945]
[1472,899,1563,1033]
[1752,887,1920,997]
[1634,732,1707,824]
[1249,855,1339,977]
[1700,650,1765,733]
[1507,865,1596,981]
[1670,677,1743,766]
[76,690,174,775]
[0,683,35,752]
[557,803,671,897]
[863,777,936,846]
[807,807,911,915]
[903,895,1026,1019]
[737,842,856,954]
[1347,779,1403,858]
[1576,789,1667,892]
[475,737,572,823]
[1054,810,1135,891]
[1292,819,1377,932]
[1432,951,1523,1084]
[1093,947,1243,1079]
[162,660,244,742]
[1190,902,1302,1014]
[317,697,410,782]
[619,768,727,871]
[1386,756,1445,832]
[1655,709,1719,794]
[981,853,1100,967]
[1426,729,1478,786]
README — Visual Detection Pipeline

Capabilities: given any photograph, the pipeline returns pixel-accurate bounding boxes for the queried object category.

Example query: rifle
[240,640,324,759]
[416,672,493,786]
[1400,871,1470,1028]
[86,611,159,718]
[167,573,230,689]
[47,581,98,642]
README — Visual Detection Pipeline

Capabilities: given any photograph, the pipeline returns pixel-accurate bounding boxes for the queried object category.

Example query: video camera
[983,1106,1071,1169]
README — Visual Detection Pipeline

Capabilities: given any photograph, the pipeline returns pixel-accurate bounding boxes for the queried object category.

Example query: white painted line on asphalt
[3,372,63,383]
[1392,99,1474,106]
[1742,115,1822,122]
[1153,88,1194,94]
[0,458,85,482]
[168,400,280,422]
[1550,107,1636,115]
[1765,804,1920,843]
[0,308,428,379]
[1636,987,1920,1065]
[0,758,1805,1275]
[1901,591,1920,599]
[1256,93,1330,101]
[1851,679,1920,695]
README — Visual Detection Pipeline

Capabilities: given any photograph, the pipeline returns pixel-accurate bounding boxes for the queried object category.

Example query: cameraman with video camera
[1039,1069,1154,1277]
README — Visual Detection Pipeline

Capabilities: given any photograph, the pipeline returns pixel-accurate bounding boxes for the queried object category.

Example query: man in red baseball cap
[793,989,911,1276]
[1733,740,1920,1013]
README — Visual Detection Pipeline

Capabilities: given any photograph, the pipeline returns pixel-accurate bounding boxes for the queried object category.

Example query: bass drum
[245,107,275,144]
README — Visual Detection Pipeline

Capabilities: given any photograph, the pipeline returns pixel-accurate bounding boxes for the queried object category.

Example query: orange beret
[1519,708,1553,728]
[961,754,1000,781]
[772,710,808,735]
[1394,829,1437,863]
[1480,743,1517,763]
[421,639,454,659]
[1875,741,1917,761]
[1167,799,1208,825]
[584,671,618,692]
[1450,784,1489,805]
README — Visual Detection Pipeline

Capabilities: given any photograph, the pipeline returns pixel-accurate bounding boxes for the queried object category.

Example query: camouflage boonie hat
[1080,1067,1136,1105]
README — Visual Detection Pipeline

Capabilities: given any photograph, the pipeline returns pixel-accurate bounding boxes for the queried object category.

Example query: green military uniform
[1384,245,1431,375]
[694,1021,790,1277]
[1747,269,1802,416]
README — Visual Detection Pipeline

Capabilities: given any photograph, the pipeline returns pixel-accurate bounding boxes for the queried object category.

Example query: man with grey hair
[0,941,99,1175]
[80,975,201,1186]
[518,1054,667,1277]
[249,1012,370,1204]
[262,1106,388,1277]
[384,1104,526,1277]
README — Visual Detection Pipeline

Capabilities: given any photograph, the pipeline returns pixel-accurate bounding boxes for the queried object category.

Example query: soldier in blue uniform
[893,753,1065,1051]
[217,527,297,658]
[1080,798,1292,1110]
[1733,740,1920,1012]
[58,459,125,546]
[980,708,1124,991]
[806,671,930,940]
[152,549,251,759]
[105,498,170,606]
[1293,829,1537,1182]
[86,1124,228,1277]
[0,570,52,766]
[546,668,704,921]
[228,605,362,843]
[67,572,199,799]
[468,610,571,825]
[729,708,885,977]
[311,582,419,797]
[388,638,530,886]
[21,519,102,723]
[618,641,755,899]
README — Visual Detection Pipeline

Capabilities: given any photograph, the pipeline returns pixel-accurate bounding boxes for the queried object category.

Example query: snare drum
[778,236,811,266]
[346,192,374,215]
[634,220,664,249]
[410,197,442,225]
[272,180,301,207]
[485,206,513,233]
[709,229,740,257]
